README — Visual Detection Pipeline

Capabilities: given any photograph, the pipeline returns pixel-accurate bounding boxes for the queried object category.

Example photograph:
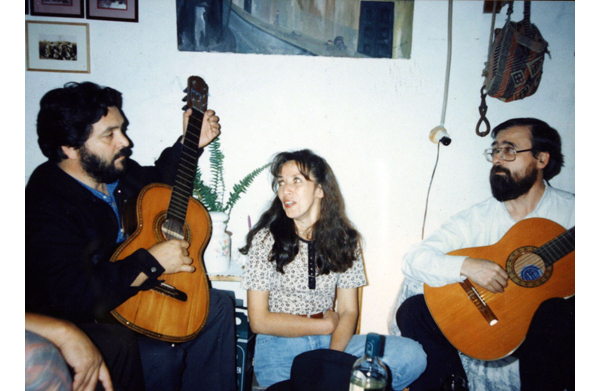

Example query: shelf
[207,260,244,282]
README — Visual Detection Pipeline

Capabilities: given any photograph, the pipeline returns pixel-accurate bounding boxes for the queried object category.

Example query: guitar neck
[535,226,575,267]
[167,108,204,223]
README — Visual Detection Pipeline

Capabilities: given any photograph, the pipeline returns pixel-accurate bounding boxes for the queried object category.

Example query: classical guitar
[423,218,574,361]
[110,76,212,343]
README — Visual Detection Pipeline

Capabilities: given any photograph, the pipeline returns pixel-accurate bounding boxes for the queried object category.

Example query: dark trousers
[78,322,145,391]
[82,289,237,391]
[138,289,237,391]
[396,294,574,391]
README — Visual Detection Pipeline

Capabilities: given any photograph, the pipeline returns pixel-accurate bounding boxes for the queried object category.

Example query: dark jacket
[25,140,199,324]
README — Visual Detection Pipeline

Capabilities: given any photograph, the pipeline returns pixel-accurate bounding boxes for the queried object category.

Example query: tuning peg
[182,104,189,111]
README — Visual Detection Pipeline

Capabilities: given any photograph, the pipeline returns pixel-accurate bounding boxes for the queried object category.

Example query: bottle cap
[365,333,384,357]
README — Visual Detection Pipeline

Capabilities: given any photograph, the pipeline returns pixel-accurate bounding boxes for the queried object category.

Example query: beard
[79,145,132,184]
[489,164,538,202]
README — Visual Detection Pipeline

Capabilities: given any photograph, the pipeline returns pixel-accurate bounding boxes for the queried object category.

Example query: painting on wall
[176,0,414,59]
[26,21,90,73]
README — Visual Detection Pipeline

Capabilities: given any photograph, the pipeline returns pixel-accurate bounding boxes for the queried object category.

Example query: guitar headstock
[185,76,208,113]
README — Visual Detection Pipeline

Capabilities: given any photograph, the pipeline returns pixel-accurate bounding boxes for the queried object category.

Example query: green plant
[193,136,269,218]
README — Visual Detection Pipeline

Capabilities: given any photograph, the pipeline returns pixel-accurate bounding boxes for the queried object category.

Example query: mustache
[491,165,510,176]
[114,147,132,161]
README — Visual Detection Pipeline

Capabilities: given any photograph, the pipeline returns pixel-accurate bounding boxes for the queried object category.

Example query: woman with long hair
[240,150,426,390]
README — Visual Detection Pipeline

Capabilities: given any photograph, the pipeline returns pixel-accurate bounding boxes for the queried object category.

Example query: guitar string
[478,254,556,302]
[168,111,204,222]
[471,229,574,311]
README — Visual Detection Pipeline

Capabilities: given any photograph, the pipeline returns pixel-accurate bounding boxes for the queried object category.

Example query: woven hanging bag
[484,1,550,102]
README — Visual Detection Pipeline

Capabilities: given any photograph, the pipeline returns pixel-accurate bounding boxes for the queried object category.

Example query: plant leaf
[208,137,225,210]
[192,136,269,216]
[193,166,219,211]
[223,163,270,216]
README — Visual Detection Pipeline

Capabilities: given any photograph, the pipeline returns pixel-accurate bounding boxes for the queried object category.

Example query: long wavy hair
[240,150,360,275]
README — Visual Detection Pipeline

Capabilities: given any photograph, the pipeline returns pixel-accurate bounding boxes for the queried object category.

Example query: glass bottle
[349,333,388,391]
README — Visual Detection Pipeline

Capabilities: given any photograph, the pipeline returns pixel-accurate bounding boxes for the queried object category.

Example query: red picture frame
[86,0,138,22]
[30,0,84,18]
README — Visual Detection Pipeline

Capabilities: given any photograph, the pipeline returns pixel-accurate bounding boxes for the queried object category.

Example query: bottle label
[349,377,386,391]
[349,384,365,391]
[349,383,385,391]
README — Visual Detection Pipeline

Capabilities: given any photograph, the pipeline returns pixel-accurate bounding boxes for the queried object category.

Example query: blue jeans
[254,333,426,390]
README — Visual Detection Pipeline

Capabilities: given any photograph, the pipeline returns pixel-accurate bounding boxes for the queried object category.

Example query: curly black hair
[36,81,125,162]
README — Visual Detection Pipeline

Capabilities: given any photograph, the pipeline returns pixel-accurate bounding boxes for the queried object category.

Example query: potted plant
[193,136,269,273]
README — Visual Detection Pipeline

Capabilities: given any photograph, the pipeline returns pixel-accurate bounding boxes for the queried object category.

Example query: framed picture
[86,0,138,22]
[26,21,90,73]
[175,0,413,59]
[30,0,84,18]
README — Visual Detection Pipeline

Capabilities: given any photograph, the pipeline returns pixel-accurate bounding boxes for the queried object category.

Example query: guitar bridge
[460,280,498,326]
[151,282,188,302]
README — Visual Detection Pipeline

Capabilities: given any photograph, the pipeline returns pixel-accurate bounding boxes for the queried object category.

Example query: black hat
[266,349,357,391]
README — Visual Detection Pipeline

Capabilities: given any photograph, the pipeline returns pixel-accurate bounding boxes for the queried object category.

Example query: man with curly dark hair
[26,81,236,391]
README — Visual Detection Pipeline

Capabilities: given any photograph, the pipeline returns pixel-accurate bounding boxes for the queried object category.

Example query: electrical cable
[422,142,441,240]
[422,0,453,240]
[440,0,453,127]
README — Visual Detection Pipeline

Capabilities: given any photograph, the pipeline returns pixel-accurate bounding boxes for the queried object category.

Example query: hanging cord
[422,0,453,240]
[477,0,499,137]
[485,1,499,77]
[422,142,442,240]
[439,0,453,127]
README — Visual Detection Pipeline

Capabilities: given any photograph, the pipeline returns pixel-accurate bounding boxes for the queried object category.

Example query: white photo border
[26,21,90,73]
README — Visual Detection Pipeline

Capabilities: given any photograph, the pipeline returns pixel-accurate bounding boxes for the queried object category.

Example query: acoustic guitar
[110,76,212,343]
[423,218,574,361]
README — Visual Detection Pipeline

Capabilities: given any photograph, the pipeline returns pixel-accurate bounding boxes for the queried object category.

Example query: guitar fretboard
[534,226,575,266]
[166,109,204,225]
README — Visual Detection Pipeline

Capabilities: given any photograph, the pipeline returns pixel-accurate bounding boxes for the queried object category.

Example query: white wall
[24,1,575,334]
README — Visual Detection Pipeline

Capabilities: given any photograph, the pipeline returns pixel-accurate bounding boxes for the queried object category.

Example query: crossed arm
[247,287,359,352]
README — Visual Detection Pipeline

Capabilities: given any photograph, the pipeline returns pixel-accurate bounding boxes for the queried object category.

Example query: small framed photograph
[26,21,90,73]
[30,0,84,18]
[86,0,138,22]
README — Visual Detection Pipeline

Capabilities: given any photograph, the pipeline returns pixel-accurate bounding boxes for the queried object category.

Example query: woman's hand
[323,309,340,332]
[247,290,339,337]
[328,288,359,351]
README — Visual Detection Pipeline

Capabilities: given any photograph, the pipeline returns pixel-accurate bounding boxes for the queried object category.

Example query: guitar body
[111,184,211,342]
[423,218,574,361]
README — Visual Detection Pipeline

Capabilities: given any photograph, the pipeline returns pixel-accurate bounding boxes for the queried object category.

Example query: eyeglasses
[483,146,534,162]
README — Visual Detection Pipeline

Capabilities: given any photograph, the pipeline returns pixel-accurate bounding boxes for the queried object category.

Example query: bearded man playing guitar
[26,82,236,391]
[395,118,574,391]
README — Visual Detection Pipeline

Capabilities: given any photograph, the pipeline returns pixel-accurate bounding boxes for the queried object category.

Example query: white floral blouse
[241,228,367,315]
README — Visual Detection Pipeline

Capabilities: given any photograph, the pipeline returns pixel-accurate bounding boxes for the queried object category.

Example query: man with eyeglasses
[395,118,574,391]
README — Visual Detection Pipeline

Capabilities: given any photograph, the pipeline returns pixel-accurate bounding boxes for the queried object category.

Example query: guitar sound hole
[514,253,544,280]
[161,219,186,241]
[506,247,552,288]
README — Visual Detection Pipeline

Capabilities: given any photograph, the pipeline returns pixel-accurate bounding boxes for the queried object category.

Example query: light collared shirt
[402,183,575,293]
